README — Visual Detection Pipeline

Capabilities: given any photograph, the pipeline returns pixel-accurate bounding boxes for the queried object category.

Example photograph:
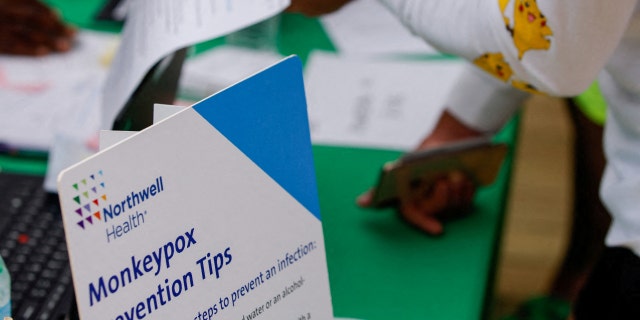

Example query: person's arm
[358,63,529,235]
[442,63,529,134]
[378,0,636,96]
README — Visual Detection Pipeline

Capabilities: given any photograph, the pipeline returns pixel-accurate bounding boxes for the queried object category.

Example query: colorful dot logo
[71,170,107,230]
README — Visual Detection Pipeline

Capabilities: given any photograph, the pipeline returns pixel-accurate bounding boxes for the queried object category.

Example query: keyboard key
[15,301,41,319]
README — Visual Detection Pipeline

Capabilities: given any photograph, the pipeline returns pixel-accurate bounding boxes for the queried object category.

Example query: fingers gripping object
[368,137,507,235]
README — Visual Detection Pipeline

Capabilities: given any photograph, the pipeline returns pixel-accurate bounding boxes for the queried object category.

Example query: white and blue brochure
[57,56,334,320]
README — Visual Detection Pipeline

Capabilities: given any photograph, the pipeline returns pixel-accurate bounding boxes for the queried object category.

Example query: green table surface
[315,119,517,320]
[4,2,520,319]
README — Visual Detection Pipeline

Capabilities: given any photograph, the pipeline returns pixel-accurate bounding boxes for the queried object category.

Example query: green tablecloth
[315,119,517,319]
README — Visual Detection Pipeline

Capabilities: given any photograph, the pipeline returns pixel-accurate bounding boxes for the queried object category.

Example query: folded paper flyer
[58,56,333,320]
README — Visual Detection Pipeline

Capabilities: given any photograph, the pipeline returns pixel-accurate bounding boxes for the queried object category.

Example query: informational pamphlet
[58,56,333,319]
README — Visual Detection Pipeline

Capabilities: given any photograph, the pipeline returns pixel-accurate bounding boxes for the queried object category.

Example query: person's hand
[399,171,475,235]
[357,110,485,235]
[286,0,353,16]
[0,0,76,56]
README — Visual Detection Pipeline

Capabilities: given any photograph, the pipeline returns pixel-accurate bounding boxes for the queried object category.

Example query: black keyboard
[0,172,76,320]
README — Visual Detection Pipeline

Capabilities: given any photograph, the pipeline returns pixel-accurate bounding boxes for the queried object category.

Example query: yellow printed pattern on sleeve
[502,0,554,59]
[472,0,553,94]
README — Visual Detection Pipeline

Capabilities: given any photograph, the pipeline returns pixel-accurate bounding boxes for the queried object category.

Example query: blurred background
[493,95,572,318]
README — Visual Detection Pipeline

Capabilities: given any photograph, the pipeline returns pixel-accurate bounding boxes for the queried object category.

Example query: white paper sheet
[320,0,438,56]
[0,30,118,151]
[305,52,464,151]
[178,46,283,99]
[101,0,290,129]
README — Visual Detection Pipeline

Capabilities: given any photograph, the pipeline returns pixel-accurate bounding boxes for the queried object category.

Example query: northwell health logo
[70,170,107,230]
[70,170,165,243]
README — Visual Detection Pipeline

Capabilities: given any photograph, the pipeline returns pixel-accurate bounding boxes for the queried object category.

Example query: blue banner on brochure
[58,56,334,320]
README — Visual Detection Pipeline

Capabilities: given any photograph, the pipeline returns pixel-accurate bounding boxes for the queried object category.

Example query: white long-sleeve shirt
[377,0,640,256]
[378,0,636,96]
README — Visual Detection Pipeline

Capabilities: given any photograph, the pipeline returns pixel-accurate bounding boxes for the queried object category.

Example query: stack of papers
[0,31,118,151]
